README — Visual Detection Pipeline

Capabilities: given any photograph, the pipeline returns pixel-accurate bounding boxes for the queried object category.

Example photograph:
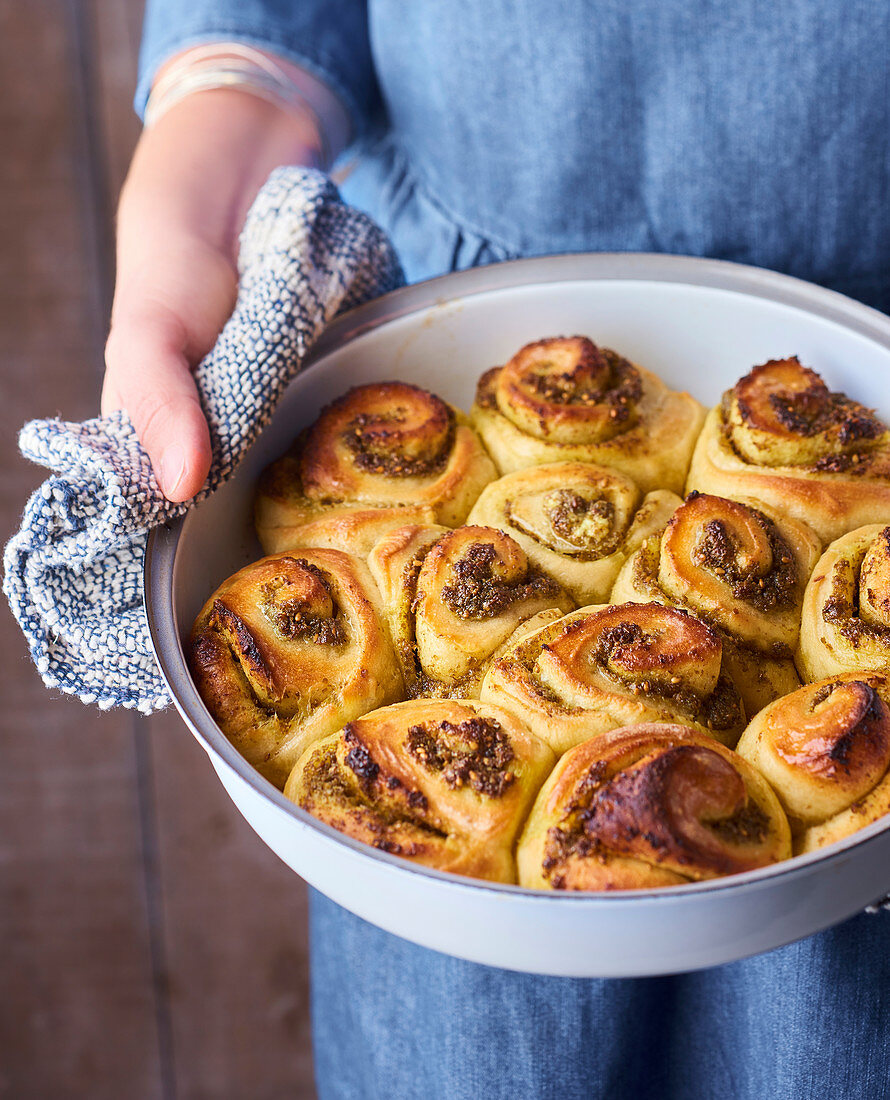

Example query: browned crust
[519,723,789,891]
[482,603,746,754]
[773,680,890,782]
[188,550,402,787]
[302,382,456,490]
[612,491,819,713]
[370,523,574,699]
[687,405,890,543]
[285,699,556,882]
[733,358,884,448]
[496,336,643,443]
[257,382,496,522]
[737,673,890,836]
[472,353,704,494]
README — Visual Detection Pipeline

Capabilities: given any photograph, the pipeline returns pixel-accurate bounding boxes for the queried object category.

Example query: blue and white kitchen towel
[3,167,404,713]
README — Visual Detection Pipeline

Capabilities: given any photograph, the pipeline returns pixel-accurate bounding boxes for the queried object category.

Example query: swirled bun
[517,723,791,890]
[480,602,746,755]
[736,674,890,854]
[256,381,497,553]
[611,492,821,714]
[284,698,556,882]
[471,336,704,493]
[189,551,402,788]
[686,358,890,542]
[466,461,682,604]
[797,524,890,681]
[369,524,574,698]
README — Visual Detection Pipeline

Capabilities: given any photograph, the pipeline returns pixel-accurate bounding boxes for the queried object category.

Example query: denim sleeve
[136,0,377,142]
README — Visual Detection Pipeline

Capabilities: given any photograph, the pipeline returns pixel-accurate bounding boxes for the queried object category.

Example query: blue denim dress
[139,3,890,1097]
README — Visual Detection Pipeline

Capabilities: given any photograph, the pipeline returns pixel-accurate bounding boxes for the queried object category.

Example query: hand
[103,70,345,502]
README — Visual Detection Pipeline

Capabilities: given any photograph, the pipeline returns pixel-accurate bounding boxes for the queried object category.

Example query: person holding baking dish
[103,2,890,1097]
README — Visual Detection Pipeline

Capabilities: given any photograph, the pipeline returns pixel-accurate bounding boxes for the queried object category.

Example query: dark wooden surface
[0,4,316,1096]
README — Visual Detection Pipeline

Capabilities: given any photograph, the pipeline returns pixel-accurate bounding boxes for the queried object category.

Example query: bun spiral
[611,492,821,714]
[285,699,556,882]
[480,601,746,755]
[189,551,402,788]
[369,524,574,698]
[471,336,705,493]
[517,723,791,890]
[736,674,890,853]
[256,381,497,554]
[466,461,682,604]
[686,358,890,542]
[798,524,890,681]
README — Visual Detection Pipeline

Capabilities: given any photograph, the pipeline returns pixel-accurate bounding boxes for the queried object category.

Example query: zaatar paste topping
[406,716,515,797]
[441,542,558,619]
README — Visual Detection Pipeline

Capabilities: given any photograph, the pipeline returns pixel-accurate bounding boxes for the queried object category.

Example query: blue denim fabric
[311,890,890,1100]
[137,0,379,140]
[137,3,890,1094]
[139,1,890,301]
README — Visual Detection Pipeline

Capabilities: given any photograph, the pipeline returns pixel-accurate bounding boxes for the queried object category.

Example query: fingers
[103,304,212,502]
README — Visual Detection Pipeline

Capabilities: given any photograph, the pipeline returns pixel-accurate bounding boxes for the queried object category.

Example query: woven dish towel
[3,166,404,714]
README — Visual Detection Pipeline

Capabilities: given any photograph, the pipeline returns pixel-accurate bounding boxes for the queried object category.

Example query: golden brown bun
[471,336,705,493]
[256,381,497,552]
[686,358,890,543]
[369,524,574,698]
[188,550,402,788]
[258,503,438,557]
[611,492,821,714]
[517,723,791,890]
[797,524,890,681]
[284,698,557,882]
[466,461,682,604]
[735,674,890,854]
[480,601,746,755]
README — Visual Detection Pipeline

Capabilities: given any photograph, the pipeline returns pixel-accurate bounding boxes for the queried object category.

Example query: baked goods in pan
[466,461,681,605]
[517,723,791,890]
[189,550,402,788]
[611,491,821,714]
[480,601,746,755]
[797,524,890,682]
[471,336,705,493]
[736,675,890,854]
[187,337,890,890]
[686,357,890,542]
[256,381,497,553]
[284,698,556,882]
[369,523,574,698]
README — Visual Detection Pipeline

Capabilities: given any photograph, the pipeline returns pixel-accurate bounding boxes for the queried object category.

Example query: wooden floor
[0,4,316,1096]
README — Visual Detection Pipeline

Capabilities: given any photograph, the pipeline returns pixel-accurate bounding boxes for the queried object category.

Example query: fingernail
[159,444,186,497]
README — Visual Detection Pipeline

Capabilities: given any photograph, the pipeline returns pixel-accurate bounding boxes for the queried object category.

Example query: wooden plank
[0,3,163,1096]
[88,0,144,207]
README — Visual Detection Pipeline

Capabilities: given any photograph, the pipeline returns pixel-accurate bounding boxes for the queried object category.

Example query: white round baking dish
[145,252,890,977]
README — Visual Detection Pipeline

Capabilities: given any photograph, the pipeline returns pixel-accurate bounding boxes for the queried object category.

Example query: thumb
[103,304,213,502]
